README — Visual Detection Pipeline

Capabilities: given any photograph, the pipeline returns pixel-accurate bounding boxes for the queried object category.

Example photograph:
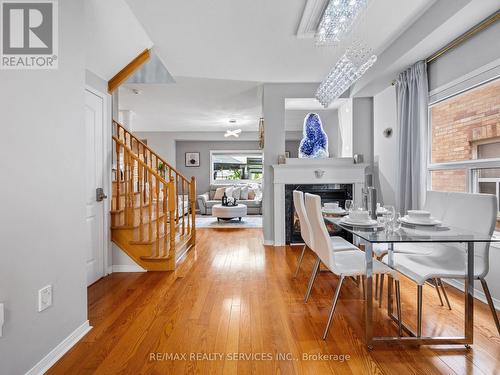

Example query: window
[210,151,263,184]
[428,77,500,226]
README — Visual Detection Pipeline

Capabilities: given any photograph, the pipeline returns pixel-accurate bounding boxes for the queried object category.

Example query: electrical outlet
[38,285,52,312]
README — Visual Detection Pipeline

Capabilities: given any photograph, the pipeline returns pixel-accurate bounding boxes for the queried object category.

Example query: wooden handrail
[113,120,190,183]
[113,135,171,187]
[111,123,197,268]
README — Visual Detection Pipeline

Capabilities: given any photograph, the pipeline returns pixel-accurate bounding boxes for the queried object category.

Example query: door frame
[85,85,112,278]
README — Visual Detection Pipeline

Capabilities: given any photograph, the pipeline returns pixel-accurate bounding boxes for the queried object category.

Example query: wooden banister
[111,130,196,270]
[113,120,190,183]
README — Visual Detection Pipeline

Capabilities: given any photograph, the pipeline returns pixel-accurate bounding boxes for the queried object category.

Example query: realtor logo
[1,0,58,69]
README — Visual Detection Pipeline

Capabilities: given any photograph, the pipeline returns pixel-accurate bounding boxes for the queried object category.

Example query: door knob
[96,188,108,202]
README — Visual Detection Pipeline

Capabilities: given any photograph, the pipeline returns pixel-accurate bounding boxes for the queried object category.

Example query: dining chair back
[293,190,313,249]
[304,193,335,270]
[423,191,447,220]
[441,191,497,278]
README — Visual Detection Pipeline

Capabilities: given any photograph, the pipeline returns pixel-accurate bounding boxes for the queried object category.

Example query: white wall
[0,1,88,374]
[262,83,318,244]
[373,86,398,206]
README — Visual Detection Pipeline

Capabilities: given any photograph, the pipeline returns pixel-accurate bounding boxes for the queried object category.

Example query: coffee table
[212,204,247,222]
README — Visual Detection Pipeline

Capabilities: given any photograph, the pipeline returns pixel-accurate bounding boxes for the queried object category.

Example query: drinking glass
[383,206,395,232]
[345,200,353,212]
[392,213,402,232]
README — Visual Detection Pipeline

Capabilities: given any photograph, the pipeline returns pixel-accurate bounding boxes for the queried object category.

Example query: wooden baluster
[148,169,153,243]
[138,162,144,242]
[156,176,160,257]
[127,149,135,226]
[169,177,176,262]
[115,142,121,212]
[124,148,129,226]
[163,181,168,257]
[190,176,196,244]
[186,180,191,235]
[176,174,180,225]
[181,179,185,235]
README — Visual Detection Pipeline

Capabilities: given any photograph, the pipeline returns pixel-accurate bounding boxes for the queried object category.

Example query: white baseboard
[444,279,500,310]
[112,264,146,273]
[25,320,92,375]
[263,240,274,246]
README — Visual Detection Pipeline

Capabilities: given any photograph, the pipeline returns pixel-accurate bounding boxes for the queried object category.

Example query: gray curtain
[395,61,428,213]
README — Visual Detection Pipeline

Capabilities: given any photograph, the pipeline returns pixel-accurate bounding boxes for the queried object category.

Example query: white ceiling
[85,0,153,81]
[119,0,498,132]
[120,78,262,132]
[124,0,434,82]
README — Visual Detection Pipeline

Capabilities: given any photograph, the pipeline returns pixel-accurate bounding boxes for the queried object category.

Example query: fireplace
[285,184,353,244]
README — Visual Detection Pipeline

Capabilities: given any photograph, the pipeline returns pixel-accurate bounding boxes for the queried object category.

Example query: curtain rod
[391,9,500,86]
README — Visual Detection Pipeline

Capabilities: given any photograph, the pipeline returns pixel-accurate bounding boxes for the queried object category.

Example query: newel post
[168,176,176,269]
[190,176,197,244]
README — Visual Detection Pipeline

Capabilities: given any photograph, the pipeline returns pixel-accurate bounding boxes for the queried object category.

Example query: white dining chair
[383,192,500,337]
[376,192,453,309]
[293,190,357,278]
[304,193,402,339]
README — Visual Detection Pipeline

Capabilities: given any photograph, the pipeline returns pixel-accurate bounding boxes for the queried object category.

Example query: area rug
[196,215,263,228]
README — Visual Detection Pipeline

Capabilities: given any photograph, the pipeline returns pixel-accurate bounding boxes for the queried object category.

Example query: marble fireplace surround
[271,158,368,246]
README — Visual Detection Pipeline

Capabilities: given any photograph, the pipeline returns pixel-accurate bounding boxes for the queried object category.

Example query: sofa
[197,183,262,215]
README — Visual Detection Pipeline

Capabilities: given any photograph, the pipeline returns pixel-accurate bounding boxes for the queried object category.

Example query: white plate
[400,216,442,226]
[340,217,378,227]
[322,208,346,215]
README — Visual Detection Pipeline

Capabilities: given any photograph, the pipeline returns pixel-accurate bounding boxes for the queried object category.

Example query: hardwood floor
[48,228,500,374]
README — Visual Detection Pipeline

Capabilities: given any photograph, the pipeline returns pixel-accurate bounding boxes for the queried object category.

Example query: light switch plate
[38,285,52,312]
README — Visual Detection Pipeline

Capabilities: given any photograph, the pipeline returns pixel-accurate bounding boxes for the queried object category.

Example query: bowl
[349,210,370,221]
[324,202,339,209]
[407,210,431,220]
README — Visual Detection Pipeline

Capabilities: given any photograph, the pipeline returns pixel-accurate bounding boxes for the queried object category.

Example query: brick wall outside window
[430,79,500,193]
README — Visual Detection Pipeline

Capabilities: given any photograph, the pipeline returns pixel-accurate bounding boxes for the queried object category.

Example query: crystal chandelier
[315,40,377,107]
[316,0,369,46]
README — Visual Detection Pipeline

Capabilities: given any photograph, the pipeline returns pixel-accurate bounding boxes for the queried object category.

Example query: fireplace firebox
[285,184,353,244]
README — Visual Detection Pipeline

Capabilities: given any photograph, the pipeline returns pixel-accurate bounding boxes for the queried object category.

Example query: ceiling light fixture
[224,129,242,138]
[315,40,377,107]
[315,0,369,46]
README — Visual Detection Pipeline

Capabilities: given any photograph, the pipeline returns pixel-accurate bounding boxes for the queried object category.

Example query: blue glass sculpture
[299,113,329,158]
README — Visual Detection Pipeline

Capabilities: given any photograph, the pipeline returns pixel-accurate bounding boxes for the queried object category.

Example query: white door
[84,89,105,286]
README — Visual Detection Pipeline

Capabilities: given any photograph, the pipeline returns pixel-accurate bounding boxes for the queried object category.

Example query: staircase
[111,121,196,271]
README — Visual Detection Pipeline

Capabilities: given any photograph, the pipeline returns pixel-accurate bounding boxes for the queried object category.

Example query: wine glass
[383,205,395,232]
[345,199,353,213]
[392,213,402,232]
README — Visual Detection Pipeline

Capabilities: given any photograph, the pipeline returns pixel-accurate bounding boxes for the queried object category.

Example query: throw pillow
[240,186,249,200]
[232,187,241,199]
[248,189,256,200]
[213,187,225,200]
[225,186,234,199]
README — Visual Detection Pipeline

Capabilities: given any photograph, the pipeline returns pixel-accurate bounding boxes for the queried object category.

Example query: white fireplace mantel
[271,158,368,246]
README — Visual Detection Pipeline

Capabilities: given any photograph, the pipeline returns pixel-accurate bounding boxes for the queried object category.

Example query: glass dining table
[324,216,500,348]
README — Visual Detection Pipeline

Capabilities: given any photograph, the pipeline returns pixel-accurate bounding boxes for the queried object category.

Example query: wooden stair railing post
[181,179,186,235]
[168,177,176,266]
[155,176,160,257]
[190,176,196,244]
[138,163,144,242]
[163,181,168,257]
[115,143,121,212]
[148,168,153,242]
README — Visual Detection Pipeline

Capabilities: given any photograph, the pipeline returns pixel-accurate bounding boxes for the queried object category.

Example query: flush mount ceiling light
[315,40,377,107]
[224,129,242,138]
[315,0,369,46]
